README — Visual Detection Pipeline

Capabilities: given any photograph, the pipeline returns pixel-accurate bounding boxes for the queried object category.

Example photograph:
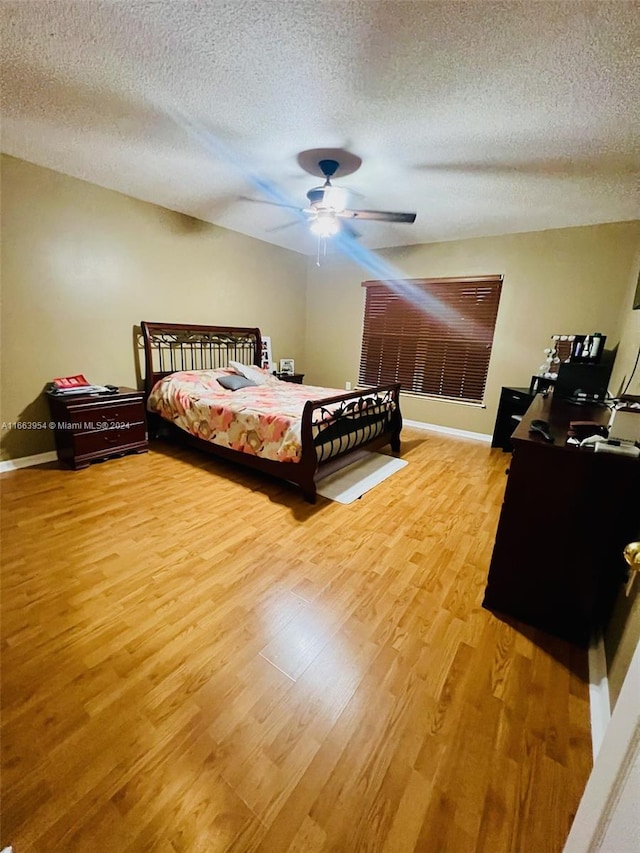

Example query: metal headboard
[141,321,262,397]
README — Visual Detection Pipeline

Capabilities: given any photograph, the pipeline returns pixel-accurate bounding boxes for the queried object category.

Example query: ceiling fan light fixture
[257,153,416,258]
[322,185,348,212]
[306,184,348,212]
[310,212,339,238]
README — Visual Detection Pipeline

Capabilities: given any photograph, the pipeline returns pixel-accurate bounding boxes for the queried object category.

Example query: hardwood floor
[1,428,592,852]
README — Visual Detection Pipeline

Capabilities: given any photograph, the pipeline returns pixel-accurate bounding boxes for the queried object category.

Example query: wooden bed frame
[141,321,402,502]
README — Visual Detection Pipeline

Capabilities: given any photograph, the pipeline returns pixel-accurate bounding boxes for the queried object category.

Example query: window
[359,275,502,403]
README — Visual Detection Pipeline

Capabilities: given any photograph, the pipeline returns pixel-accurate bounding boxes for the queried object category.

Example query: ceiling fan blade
[239,195,302,211]
[340,221,360,239]
[266,219,303,232]
[338,209,416,223]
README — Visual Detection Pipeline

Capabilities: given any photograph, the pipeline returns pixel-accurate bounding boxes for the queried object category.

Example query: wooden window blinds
[359,275,502,403]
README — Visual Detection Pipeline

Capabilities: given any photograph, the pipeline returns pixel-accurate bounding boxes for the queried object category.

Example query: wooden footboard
[296,384,402,502]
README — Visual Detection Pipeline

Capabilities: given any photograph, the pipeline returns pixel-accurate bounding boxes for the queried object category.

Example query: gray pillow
[217,374,257,391]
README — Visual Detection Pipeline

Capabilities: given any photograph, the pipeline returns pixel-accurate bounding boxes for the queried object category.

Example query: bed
[141,321,402,502]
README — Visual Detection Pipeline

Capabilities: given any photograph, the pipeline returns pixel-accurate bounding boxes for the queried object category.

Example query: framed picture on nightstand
[261,336,273,371]
[279,358,294,375]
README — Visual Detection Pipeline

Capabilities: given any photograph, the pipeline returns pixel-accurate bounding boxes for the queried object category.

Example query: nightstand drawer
[64,399,144,431]
[503,390,530,405]
[72,422,148,460]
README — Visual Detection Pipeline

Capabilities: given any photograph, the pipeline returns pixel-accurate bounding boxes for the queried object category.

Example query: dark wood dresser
[47,387,148,469]
[483,393,640,646]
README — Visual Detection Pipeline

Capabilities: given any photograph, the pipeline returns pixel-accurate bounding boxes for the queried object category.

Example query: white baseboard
[588,635,611,761]
[402,418,491,443]
[0,451,58,473]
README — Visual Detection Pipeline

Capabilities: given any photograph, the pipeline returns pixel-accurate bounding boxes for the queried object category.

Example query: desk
[483,393,640,646]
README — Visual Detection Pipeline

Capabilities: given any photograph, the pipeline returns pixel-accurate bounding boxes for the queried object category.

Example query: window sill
[399,390,486,408]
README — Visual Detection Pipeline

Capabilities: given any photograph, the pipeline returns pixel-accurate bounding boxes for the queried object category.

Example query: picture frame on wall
[279,358,295,375]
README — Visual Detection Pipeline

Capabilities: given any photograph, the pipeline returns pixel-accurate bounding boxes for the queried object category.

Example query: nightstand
[46,387,148,469]
[276,373,305,384]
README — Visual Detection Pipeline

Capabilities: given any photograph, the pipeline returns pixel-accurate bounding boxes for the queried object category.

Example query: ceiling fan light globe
[310,215,339,238]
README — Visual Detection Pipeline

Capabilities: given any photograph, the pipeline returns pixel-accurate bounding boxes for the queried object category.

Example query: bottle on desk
[588,332,603,362]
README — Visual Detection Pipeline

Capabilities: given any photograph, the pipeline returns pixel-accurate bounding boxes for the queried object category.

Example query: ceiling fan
[301,157,417,238]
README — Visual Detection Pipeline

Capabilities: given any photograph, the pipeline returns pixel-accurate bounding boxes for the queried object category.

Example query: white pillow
[228,360,270,385]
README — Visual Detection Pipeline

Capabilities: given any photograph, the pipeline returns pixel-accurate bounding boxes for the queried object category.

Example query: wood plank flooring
[1,428,592,852]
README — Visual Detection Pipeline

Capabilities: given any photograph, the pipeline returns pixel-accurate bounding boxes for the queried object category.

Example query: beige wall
[610,252,640,398]
[0,155,307,459]
[304,222,640,434]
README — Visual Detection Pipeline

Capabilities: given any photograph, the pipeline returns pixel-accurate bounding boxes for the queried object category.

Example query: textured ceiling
[1,0,639,256]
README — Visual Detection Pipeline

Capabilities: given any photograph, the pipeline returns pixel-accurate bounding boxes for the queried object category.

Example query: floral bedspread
[147,369,352,463]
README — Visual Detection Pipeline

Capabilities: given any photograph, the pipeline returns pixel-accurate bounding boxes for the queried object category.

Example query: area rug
[316,452,408,504]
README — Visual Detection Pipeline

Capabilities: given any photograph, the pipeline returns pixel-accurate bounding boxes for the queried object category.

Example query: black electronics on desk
[529,337,616,404]
[553,349,616,404]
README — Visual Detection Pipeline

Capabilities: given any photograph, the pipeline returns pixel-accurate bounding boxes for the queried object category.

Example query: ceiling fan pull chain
[315,234,330,266]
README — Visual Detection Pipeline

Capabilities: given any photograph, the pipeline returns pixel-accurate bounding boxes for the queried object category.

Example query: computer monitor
[554,350,616,404]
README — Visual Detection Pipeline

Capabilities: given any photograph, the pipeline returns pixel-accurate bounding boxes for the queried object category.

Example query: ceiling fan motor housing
[318,159,340,179]
[307,159,342,208]
[302,155,416,223]
[306,187,330,206]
